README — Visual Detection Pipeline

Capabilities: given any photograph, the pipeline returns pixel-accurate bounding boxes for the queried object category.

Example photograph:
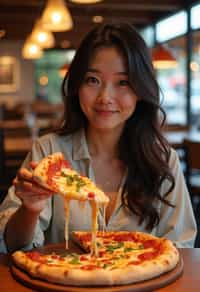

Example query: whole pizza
[11,152,180,287]
[12,231,179,286]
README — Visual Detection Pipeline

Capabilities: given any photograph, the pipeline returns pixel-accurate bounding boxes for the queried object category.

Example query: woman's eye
[118,80,130,86]
[85,76,99,85]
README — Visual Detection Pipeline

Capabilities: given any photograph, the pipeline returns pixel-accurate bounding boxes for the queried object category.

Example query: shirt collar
[72,128,91,161]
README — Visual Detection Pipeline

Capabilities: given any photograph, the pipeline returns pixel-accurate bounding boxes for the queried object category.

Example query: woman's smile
[94,108,118,117]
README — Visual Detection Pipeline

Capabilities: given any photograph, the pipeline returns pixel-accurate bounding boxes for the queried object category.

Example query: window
[34,49,75,104]
[156,37,187,124]
[154,11,188,125]
[140,26,155,47]
[156,11,187,43]
[190,30,200,126]
[191,3,200,29]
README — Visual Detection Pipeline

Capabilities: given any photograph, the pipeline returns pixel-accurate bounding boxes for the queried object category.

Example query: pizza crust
[32,152,64,191]
[12,237,179,286]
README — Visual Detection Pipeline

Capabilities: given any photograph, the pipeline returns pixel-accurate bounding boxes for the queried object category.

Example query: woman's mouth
[95,109,117,117]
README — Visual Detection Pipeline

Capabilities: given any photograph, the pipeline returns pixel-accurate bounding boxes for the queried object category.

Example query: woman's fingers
[30,161,38,170]
[23,181,52,195]
[13,166,54,208]
[13,165,52,213]
[13,172,53,196]
[17,168,33,181]
[14,179,52,195]
[16,190,51,201]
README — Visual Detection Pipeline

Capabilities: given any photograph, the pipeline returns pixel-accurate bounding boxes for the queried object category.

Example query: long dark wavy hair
[58,22,175,231]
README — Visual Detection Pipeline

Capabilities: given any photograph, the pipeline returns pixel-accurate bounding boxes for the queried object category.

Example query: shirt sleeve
[0,139,53,253]
[156,148,197,247]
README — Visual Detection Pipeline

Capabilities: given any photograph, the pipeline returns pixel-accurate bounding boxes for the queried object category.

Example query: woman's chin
[89,122,124,133]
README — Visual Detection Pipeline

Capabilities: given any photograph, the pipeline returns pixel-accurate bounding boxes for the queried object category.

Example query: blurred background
[0,0,199,126]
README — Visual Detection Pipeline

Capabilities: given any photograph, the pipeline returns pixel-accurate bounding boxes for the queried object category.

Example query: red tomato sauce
[27,252,47,264]
[112,233,138,242]
[47,159,70,186]
[80,264,100,270]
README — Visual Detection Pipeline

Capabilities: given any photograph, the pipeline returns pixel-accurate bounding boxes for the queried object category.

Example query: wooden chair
[1,104,24,120]
[3,126,31,137]
[0,128,5,179]
[183,138,200,202]
[183,138,200,247]
[0,124,31,204]
[164,124,190,174]
[163,123,190,132]
[0,128,11,203]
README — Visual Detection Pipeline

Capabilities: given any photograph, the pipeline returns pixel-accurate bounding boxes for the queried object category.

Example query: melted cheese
[90,200,99,257]
[102,205,106,233]
[63,192,104,257]
[53,166,109,254]
[64,198,70,249]
[53,168,109,204]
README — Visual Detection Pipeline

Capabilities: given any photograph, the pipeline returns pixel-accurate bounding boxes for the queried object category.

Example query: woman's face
[79,47,138,133]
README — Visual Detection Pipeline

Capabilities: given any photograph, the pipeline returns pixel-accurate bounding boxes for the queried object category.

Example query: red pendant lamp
[152,45,177,69]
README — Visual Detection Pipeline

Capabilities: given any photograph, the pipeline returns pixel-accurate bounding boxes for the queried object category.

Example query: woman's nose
[97,84,113,103]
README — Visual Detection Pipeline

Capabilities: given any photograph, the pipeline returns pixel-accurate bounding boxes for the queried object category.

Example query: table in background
[0,118,53,131]
[4,137,33,155]
[165,130,200,149]
[3,136,33,169]
[0,249,199,291]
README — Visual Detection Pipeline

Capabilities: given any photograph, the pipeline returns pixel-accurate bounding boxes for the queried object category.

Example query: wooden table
[4,137,33,155]
[0,249,199,291]
[0,118,54,156]
[165,130,200,149]
[5,136,33,155]
[0,118,53,130]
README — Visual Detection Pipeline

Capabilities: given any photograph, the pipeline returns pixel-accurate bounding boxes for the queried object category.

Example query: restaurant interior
[1,0,200,247]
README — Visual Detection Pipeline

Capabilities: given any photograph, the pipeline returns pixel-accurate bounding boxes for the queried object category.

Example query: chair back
[183,138,200,191]
[0,128,5,178]
[163,123,190,132]
[3,126,31,137]
[184,138,200,170]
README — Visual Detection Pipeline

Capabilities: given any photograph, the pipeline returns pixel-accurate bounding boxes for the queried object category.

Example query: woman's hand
[13,165,53,214]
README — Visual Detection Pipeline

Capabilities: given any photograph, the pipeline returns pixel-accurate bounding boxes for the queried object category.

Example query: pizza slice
[72,231,146,254]
[32,152,109,204]
[32,152,109,255]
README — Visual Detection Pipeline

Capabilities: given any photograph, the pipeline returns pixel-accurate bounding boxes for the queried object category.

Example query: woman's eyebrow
[86,68,100,73]
[115,72,128,76]
[86,68,128,75]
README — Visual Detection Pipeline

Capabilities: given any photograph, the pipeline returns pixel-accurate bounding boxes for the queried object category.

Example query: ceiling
[0,0,198,48]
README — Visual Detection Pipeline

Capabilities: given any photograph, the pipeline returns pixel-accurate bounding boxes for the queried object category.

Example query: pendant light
[152,45,177,69]
[69,0,103,3]
[30,20,55,48]
[41,0,73,32]
[22,38,43,59]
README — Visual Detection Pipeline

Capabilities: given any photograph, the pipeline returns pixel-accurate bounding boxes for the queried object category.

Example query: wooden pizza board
[10,242,184,292]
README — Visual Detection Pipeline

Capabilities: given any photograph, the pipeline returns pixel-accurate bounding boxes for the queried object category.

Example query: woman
[0,23,196,253]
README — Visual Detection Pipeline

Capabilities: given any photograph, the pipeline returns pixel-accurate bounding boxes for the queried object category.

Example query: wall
[0,40,35,107]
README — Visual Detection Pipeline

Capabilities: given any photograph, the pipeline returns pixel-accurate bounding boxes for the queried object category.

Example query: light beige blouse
[0,129,197,253]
